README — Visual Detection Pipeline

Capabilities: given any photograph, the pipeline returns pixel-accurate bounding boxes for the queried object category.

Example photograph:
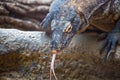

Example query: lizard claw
[100,32,120,61]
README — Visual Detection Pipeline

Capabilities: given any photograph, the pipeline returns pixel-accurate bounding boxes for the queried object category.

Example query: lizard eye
[64,24,72,33]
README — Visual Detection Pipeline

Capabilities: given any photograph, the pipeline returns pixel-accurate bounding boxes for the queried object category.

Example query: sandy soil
[0,48,120,80]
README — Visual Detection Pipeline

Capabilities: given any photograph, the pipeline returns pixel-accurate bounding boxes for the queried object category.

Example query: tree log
[17,0,52,5]
[0,28,120,59]
[0,0,52,30]
[0,29,50,54]
[0,16,41,31]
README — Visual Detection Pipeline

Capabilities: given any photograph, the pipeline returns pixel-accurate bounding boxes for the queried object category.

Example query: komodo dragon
[41,0,120,60]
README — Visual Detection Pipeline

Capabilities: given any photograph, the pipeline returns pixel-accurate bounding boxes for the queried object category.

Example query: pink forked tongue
[50,54,58,80]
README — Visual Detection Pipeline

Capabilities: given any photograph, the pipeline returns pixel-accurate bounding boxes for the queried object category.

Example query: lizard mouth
[52,50,57,54]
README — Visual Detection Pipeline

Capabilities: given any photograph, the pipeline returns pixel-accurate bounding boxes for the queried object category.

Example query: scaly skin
[41,0,120,60]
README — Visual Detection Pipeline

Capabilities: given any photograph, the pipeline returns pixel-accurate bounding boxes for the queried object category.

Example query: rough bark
[0,0,52,31]
[0,29,50,54]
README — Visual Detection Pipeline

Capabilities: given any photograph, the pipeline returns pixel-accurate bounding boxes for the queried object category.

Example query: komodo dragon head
[44,7,83,52]
[41,1,86,53]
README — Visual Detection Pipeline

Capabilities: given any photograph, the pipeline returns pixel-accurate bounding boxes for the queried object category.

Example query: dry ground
[0,48,120,80]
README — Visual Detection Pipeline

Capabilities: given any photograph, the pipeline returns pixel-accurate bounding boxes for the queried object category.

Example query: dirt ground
[0,33,120,80]
[0,47,120,80]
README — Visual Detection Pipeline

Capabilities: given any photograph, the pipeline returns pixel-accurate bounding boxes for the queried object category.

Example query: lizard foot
[100,32,120,61]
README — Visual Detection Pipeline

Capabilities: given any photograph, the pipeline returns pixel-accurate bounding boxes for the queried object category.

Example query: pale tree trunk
[0,29,50,54]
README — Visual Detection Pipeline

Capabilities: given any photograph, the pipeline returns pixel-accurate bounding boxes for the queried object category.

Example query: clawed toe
[100,32,119,61]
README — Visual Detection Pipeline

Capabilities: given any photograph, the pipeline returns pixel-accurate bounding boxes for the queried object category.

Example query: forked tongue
[50,50,58,80]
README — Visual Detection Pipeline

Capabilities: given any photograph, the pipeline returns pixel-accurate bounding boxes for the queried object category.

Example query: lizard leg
[40,12,54,31]
[100,19,120,61]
